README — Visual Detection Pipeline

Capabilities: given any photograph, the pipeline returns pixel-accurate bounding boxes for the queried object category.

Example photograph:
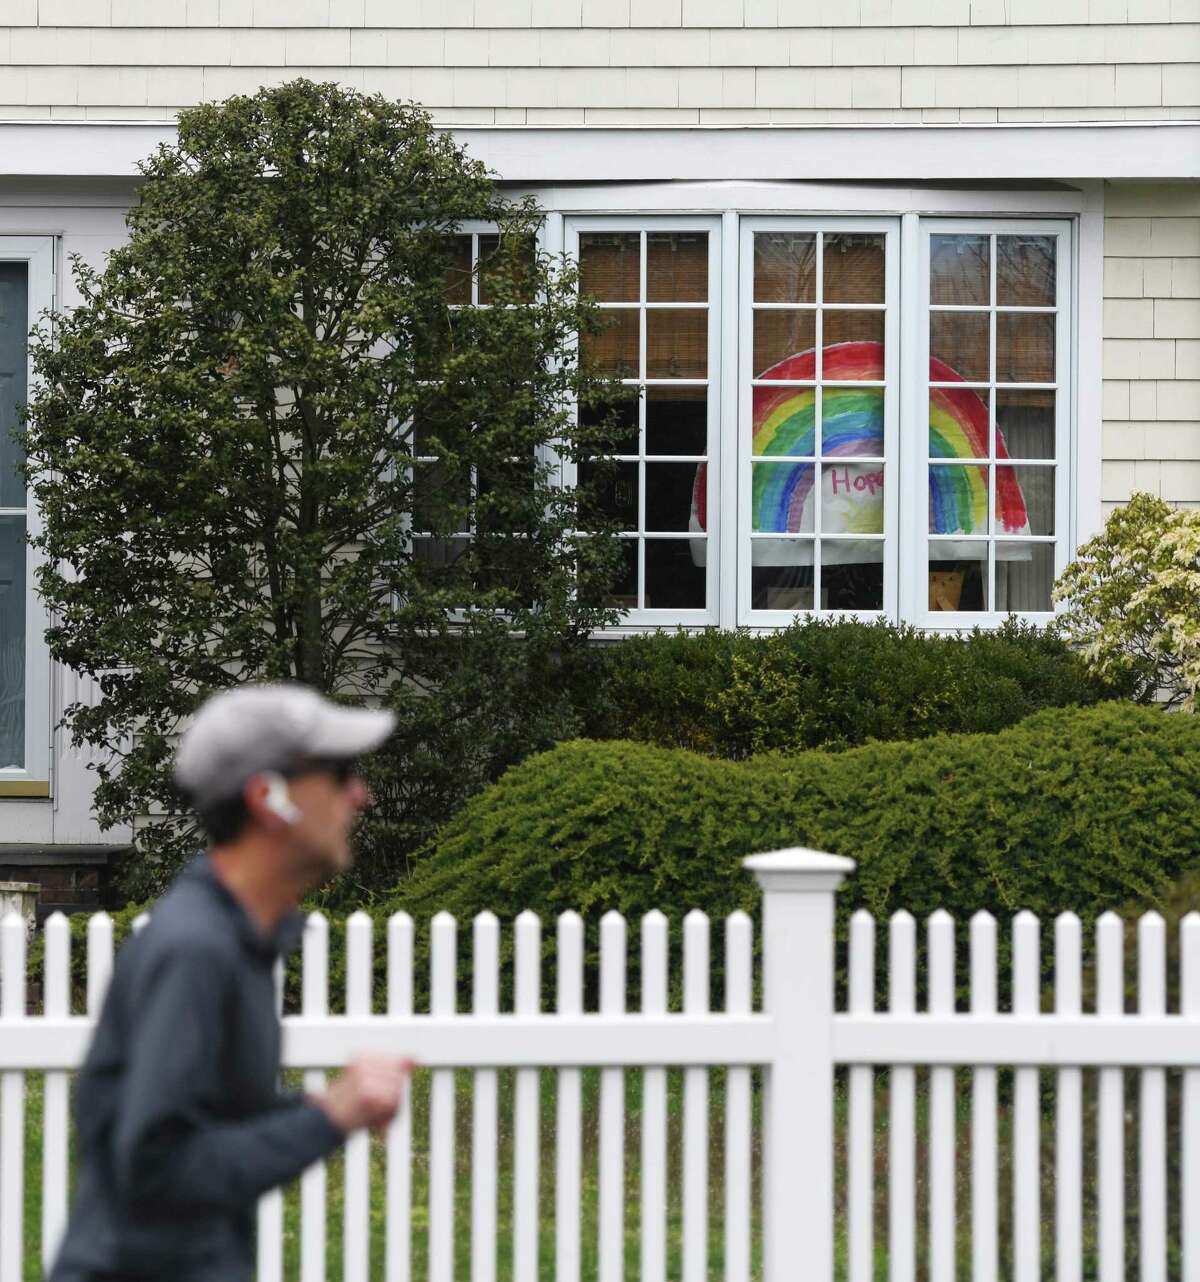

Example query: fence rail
[1,848,1198,1282]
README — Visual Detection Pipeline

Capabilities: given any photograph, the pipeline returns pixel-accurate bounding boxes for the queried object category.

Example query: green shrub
[585,617,1134,758]
[390,702,1200,1007]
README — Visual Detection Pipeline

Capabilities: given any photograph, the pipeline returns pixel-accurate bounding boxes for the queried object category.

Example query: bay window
[567,210,1073,631]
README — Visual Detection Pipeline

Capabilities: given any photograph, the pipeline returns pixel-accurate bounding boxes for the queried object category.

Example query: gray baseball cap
[174,683,396,809]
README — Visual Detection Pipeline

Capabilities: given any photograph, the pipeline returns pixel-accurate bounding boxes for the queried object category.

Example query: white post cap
[743,847,856,893]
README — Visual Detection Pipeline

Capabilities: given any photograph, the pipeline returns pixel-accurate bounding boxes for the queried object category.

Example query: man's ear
[246,772,301,825]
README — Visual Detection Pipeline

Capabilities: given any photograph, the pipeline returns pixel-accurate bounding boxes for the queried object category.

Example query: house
[0,0,1196,906]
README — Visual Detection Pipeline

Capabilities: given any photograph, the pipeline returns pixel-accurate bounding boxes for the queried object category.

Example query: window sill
[0,781,51,798]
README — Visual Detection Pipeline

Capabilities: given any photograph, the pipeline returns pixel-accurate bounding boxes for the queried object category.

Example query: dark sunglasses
[282,756,360,785]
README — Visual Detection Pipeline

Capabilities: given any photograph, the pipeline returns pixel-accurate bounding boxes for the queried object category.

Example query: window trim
[0,236,54,795]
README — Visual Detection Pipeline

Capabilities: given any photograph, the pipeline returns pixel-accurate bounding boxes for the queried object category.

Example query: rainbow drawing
[688,341,1029,546]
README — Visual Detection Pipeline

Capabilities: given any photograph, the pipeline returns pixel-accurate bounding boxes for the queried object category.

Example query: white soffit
[0,121,1195,182]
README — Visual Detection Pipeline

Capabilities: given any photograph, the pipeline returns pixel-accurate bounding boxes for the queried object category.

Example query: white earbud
[261,772,301,825]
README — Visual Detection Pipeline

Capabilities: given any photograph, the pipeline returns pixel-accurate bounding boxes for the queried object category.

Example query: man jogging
[51,683,411,1282]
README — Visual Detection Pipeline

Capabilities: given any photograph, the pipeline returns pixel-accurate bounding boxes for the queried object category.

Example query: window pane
[998,464,1054,536]
[822,310,884,366]
[579,232,640,302]
[997,388,1054,460]
[646,308,707,379]
[997,235,1056,307]
[754,232,816,303]
[821,385,884,458]
[752,462,815,533]
[930,310,989,383]
[582,309,639,378]
[929,463,988,536]
[606,539,639,608]
[996,312,1055,383]
[478,233,536,304]
[413,535,470,579]
[0,514,25,769]
[647,232,707,303]
[822,540,884,611]
[754,310,816,379]
[995,542,1054,612]
[930,233,989,305]
[823,233,885,303]
[752,540,814,610]
[579,459,639,530]
[412,462,469,534]
[929,386,989,460]
[646,385,706,455]
[444,234,472,305]
[0,263,28,511]
[644,539,706,609]
[928,541,988,612]
[753,384,816,458]
[822,463,884,533]
[578,397,639,455]
[645,462,701,532]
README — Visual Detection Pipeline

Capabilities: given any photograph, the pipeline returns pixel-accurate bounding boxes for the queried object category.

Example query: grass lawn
[19,1067,1184,1280]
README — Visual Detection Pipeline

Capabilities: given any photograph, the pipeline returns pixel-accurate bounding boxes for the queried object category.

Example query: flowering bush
[1055,492,1200,709]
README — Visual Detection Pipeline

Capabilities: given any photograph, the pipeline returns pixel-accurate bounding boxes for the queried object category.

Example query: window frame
[904,217,1073,629]
[736,215,901,628]
[564,214,723,628]
[0,235,54,797]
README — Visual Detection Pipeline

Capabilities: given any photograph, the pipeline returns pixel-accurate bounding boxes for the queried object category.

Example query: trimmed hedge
[390,702,1200,1006]
[583,617,1133,758]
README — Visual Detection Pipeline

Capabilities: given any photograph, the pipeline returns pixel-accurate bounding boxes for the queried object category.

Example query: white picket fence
[1,847,1199,1282]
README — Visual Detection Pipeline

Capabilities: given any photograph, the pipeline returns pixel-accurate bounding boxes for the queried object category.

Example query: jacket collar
[185,852,306,961]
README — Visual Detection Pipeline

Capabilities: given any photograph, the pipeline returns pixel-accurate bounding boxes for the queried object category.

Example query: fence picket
[1183,913,1200,1282]
[1137,912,1166,1282]
[41,914,70,1276]
[683,911,710,1282]
[0,914,25,1282]
[970,911,998,1282]
[472,912,500,1282]
[256,957,285,1282]
[1012,912,1040,1282]
[640,911,668,1282]
[847,910,874,1282]
[85,910,113,1018]
[429,912,457,1282]
[556,912,584,1282]
[598,911,626,1282]
[1054,913,1082,1282]
[301,913,329,1282]
[514,912,541,1282]
[723,911,752,1282]
[927,910,955,1282]
[1096,912,1124,1282]
[386,912,414,1282]
[344,912,373,1282]
[888,911,916,1282]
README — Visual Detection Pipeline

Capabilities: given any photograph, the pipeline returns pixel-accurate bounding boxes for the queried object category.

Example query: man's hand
[315,1055,415,1135]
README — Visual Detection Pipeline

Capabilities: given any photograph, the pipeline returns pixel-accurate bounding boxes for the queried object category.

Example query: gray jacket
[50,855,343,1282]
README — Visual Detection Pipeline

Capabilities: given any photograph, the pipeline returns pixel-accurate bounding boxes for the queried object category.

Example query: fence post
[745,847,855,1282]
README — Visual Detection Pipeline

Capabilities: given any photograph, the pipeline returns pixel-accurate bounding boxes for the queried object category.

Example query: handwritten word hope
[828,467,884,497]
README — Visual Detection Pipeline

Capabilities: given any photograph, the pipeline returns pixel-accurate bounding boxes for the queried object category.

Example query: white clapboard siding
[3,850,1200,1282]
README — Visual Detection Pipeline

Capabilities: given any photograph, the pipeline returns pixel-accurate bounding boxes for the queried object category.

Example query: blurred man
[51,684,411,1282]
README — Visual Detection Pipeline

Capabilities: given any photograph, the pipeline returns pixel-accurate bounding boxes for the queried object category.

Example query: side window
[571,222,720,623]
[921,225,1068,621]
